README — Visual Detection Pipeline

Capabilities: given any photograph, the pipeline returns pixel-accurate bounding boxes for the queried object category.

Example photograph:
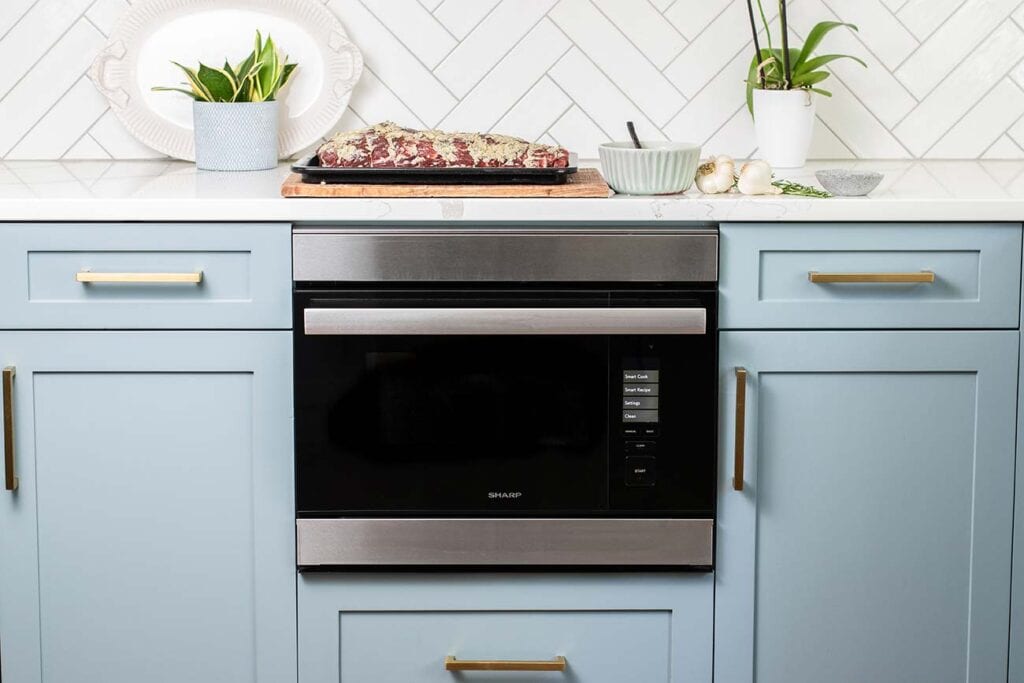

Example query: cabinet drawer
[299,575,712,683]
[0,223,291,329]
[720,223,1022,329]
[342,610,665,682]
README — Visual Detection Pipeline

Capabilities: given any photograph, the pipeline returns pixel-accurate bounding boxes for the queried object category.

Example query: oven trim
[296,518,713,568]
[292,230,718,283]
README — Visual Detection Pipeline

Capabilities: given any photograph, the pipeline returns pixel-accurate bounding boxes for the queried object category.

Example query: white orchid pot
[192,101,279,172]
[752,89,815,169]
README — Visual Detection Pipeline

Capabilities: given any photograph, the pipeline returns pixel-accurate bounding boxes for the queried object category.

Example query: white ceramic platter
[88,0,363,161]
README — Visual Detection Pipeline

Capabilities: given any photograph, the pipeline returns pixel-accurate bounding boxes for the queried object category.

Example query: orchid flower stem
[745,0,766,88]
[779,0,791,87]
[756,0,773,52]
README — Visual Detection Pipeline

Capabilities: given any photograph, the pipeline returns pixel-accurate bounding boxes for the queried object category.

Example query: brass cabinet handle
[808,271,935,284]
[445,656,567,672]
[733,367,747,492]
[76,271,203,284]
[3,367,16,492]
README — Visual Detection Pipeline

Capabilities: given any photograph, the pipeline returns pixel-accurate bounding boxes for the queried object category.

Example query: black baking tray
[291,154,578,185]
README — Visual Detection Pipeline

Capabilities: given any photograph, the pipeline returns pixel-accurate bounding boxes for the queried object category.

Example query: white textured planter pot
[752,89,816,169]
[193,101,279,172]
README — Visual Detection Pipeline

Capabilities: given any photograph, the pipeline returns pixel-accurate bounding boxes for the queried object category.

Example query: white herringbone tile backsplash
[3,0,1024,160]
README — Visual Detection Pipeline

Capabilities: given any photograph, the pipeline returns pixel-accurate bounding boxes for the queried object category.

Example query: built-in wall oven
[293,227,718,570]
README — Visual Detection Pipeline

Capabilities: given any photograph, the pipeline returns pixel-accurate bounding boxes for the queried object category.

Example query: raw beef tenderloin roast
[317,121,570,169]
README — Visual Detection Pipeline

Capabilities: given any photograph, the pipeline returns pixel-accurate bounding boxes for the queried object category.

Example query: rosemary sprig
[773,179,832,198]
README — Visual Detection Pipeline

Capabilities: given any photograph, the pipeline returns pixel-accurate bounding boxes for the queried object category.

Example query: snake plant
[153,31,297,103]
[744,1,866,113]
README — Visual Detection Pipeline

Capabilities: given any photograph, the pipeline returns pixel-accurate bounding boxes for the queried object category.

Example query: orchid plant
[744,1,866,113]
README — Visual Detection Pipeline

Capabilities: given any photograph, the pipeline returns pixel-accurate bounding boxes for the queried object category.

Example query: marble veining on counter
[2,160,1024,222]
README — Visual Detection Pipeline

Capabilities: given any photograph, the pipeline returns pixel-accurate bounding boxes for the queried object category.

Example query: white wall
[2,0,1024,160]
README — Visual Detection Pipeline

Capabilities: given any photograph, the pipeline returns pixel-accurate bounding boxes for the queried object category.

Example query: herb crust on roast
[317,121,570,169]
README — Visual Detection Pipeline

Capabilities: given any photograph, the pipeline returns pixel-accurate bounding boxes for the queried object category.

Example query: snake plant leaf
[222,60,237,84]
[279,63,298,92]
[256,35,279,99]
[232,60,264,101]
[792,22,858,72]
[234,53,255,86]
[155,31,296,103]
[170,61,213,101]
[197,63,236,102]
[249,73,265,102]
[150,86,200,100]
[796,53,867,76]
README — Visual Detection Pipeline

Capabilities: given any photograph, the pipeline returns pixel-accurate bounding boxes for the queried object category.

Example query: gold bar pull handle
[445,656,567,672]
[3,367,16,492]
[76,271,203,284]
[808,271,935,284]
[733,367,747,492]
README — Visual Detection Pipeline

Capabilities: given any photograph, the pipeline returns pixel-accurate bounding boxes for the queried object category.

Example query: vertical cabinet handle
[3,367,16,492]
[733,367,747,492]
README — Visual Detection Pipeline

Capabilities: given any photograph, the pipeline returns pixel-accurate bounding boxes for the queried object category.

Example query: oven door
[293,289,717,568]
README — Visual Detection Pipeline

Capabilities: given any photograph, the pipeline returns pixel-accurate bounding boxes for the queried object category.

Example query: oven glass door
[294,290,715,517]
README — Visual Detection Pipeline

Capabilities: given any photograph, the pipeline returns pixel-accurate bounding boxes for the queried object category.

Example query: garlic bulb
[694,155,736,194]
[737,160,782,195]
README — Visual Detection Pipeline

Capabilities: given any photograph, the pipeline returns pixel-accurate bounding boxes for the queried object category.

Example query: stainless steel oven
[293,227,718,570]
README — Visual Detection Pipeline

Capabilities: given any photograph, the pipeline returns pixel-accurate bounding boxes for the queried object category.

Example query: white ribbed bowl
[598,141,702,195]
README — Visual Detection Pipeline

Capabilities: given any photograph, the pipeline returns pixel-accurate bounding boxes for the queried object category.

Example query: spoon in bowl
[626,121,643,149]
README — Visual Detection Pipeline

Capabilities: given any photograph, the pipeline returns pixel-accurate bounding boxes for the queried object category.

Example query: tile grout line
[545,20,681,130]
[0,0,44,43]
[815,116,858,159]
[5,74,106,158]
[815,0,921,106]
[352,0,460,103]
[429,1,502,67]
[436,10,559,127]
[59,105,113,160]
[920,77,1024,158]
[588,0,687,76]
[0,14,94,105]
[348,64,427,130]
[786,24,913,157]
[490,48,572,135]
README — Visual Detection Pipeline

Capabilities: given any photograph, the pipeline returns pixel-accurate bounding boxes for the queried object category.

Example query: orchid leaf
[790,70,831,87]
[793,21,858,71]
[796,53,867,75]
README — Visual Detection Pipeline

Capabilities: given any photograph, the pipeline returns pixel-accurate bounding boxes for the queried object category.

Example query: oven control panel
[622,368,659,487]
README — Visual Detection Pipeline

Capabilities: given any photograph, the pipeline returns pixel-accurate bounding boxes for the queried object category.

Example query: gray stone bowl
[814,169,884,196]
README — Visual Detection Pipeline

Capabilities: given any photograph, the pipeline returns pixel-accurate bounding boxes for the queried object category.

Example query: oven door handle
[303,307,707,336]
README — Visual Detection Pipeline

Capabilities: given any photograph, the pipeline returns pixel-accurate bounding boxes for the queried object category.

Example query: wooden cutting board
[280,167,610,198]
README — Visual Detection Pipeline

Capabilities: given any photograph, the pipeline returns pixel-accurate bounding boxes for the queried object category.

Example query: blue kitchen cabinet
[716,330,1017,683]
[0,331,296,683]
[298,573,713,683]
[1013,324,1024,683]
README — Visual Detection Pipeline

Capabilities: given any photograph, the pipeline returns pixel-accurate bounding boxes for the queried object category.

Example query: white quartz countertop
[2,159,1024,223]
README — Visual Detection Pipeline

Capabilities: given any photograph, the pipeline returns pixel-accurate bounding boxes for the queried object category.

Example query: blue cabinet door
[716,331,1017,683]
[0,332,296,683]
[1013,329,1024,683]
[298,573,713,683]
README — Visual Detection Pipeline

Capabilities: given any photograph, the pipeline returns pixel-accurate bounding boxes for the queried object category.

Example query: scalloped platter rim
[87,0,363,161]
